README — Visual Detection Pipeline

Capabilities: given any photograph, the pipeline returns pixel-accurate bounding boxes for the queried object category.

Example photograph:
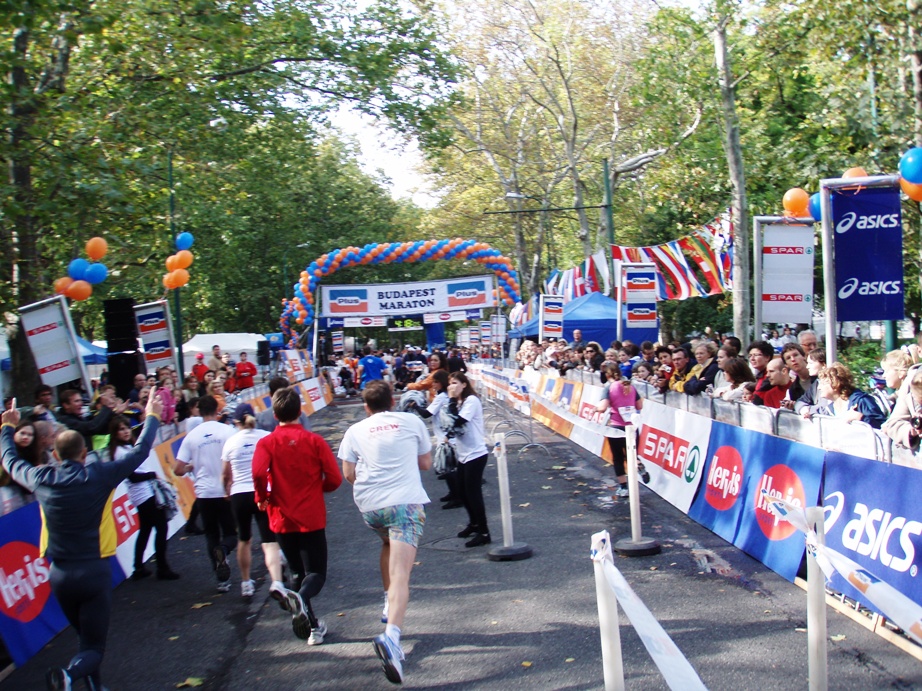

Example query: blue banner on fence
[822,451,922,610]
[831,185,904,321]
[688,421,824,581]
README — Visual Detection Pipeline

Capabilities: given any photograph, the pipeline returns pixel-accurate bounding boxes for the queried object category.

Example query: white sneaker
[269,581,290,611]
[372,633,404,684]
[241,580,255,597]
[381,592,389,623]
[287,591,310,640]
[615,486,630,498]
[308,619,328,646]
[216,580,232,593]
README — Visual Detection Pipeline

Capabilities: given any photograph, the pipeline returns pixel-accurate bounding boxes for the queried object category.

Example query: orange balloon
[163,273,177,289]
[172,268,190,287]
[54,277,74,295]
[175,250,194,269]
[900,177,922,202]
[300,270,309,279]
[165,255,178,271]
[65,280,92,301]
[843,167,868,179]
[782,187,810,216]
[85,237,108,261]
[296,317,305,325]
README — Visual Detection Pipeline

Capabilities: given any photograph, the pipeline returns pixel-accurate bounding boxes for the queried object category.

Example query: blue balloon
[900,147,922,185]
[175,232,194,251]
[68,258,90,281]
[808,193,822,221]
[84,263,109,285]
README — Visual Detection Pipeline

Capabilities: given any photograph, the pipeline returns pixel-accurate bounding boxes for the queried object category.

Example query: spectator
[714,357,756,401]
[405,352,448,400]
[779,326,797,345]
[447,348,467,374]
[640,341,656,366]
[740,381,757,402]
[56,388,126,448]
[234,351,257,391]
[781,343,813,410]
[876,349,915,416]
[683,342,720,396]
[747,340,774,385]
[198,369,216,397]
[33,420,57,465]
[207,344,226,373]
[127,374,147,405]
[752,357,792,408]
[815,362,885,428]
[632,361,656,384]
[0,420,42,515]
[712,346,735,390]
[882,368,922,449]
[192,353,210,382]
[796,349,829,419]
[256,377,312,432]
[668,347,694,393]
[569,329,585,349]
[797,329,819,355]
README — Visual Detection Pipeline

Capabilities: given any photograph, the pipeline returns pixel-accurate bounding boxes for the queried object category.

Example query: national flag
[544,269,561,295]
[573,265,586,298]
[678,231,724,295]
[583,257,600,294]
[590,250,611,295]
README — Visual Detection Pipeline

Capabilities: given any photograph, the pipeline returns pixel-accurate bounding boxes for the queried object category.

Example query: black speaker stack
[256,340,271,366]
[103,298,144,400]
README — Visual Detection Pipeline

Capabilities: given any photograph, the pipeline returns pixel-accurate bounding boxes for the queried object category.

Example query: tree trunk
[713,17,750,341]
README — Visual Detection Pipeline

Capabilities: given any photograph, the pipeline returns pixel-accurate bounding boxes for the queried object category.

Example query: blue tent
[1,336,107,371]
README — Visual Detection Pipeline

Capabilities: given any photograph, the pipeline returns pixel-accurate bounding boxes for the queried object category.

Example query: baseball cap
[195,353,204,360]
[233,403,254,422]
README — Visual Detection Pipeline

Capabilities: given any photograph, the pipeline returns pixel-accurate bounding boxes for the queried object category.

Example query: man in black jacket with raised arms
[1,393,163,691]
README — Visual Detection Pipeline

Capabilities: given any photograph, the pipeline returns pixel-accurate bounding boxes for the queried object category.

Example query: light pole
[167,148,185,379]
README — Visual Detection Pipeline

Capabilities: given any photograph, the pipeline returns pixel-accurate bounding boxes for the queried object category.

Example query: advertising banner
[635,400,711,513]
[343,316,386,328]
[823,452,922,608]
[321,276,495,317]
[470,327,481,346]
[491,313,506,345]
[479,321,492,346]
[688,421,824,581]
[423,309,482,324]
[760,225,815,323]
[19,296,90,390]
[332,331,343,352]
[831,186,904,321]
[539,294,565,341]
[622,265,660,344]
[457,328,470,348]
[134,300,178,371]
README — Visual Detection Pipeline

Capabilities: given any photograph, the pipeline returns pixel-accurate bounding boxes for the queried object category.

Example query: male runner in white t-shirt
[174,395,237,591]
[338,380,432,685]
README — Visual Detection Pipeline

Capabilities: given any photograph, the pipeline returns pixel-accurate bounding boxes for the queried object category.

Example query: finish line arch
[280,238,521,346]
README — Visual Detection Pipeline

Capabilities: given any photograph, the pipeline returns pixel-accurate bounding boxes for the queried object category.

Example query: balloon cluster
[784,166,882,222]
[54,237,110,301]
[899,147,922,202]
[278,238,521,346]
[162,232,195,290]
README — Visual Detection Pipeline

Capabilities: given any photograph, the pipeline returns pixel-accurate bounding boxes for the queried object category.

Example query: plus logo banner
[321,277,495,317]
[831,186,904,321]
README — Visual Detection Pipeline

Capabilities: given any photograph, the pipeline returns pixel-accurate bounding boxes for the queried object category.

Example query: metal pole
[806,507,828,691]
[614,425,661,556]
[603,159,616,298]
[591,531,625,691]
[168,149,185,380]
[753,216,763,340]
[487,433,533,561]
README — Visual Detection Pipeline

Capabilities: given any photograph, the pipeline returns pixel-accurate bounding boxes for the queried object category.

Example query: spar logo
[824,491,922,574]
[764,246,810,255]
[837,277,902,300]
[835,211,900,234]
[329,288,369,314]
[704,445,743,511]
[754,464,805,541]
[447,280,487,307]
[638,426,700,482]
[0,541,51,623]
[763,293,811,303]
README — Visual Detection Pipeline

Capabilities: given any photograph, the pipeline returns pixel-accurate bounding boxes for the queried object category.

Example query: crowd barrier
[0,370,331,667]
[467,362,922,648]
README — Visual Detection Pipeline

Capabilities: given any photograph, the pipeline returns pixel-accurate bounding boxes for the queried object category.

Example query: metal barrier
[740,404,776,436]
[776,409,821,447]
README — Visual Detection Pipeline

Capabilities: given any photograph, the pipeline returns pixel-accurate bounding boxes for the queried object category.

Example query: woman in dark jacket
[683,342,721,396]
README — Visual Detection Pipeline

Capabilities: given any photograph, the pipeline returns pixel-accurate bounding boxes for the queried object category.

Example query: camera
[911,416,922,431]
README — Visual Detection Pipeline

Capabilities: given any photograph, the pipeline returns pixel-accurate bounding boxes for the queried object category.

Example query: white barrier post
[806,507,828,691]
[487,433,533,562]
[591,531,625,691]
[614,424,661,557]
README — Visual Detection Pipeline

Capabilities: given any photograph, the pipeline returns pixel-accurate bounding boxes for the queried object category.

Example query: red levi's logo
[0,541,52,623]
[704,446,743,511]
[754,464,806,541]
[638,426,689,478]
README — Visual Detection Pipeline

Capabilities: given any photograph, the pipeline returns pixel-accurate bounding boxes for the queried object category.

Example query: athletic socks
[385,623,401,646]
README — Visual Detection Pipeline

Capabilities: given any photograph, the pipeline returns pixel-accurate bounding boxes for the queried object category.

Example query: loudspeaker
[108,351,145,401]
[256,340,270,366]
[103,298,138,352]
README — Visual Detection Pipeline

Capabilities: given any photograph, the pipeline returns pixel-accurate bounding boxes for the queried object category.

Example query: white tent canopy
[181,333,267,374]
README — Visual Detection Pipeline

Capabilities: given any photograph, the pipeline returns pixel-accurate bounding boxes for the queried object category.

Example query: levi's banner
[823,452,922,609]
[831,186,904,321]
[320,276,495,317]
[539,294,564,341]
[687,421,823,581]
[760,225,814,323]
[635,400,711,513]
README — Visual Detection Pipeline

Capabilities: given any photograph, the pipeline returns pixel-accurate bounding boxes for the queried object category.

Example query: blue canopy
[1,336,107,371]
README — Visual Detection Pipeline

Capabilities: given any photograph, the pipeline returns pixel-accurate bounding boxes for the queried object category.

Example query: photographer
[882,369,922,449]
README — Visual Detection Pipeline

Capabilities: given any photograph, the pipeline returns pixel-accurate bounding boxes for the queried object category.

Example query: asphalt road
[2,399,921,690]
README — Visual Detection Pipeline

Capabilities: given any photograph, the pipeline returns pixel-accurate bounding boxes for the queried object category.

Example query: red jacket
[235,361,257,390]
[754,381,791,409]
[252,424,342,533]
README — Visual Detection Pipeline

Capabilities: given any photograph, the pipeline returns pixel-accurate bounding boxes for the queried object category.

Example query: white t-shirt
[222,427,270,495]
[452,395,487,464]
[338,411,432,513]
[176,420,235,498]
[121,445,158,507]
[184,416,203,433]
[426,391,450,443]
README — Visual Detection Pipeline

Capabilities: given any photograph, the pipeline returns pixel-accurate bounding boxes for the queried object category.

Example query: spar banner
[761,225,815,323]
[831,186,904,321]
[688,421,824,581]
[134,300,177,370]
[539,294,564,341]
[635,400,711,513]
[320,276,495,317]
[19,296,89,390]
[823,452,922,609]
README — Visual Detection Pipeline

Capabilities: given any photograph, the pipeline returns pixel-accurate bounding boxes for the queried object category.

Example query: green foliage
[838,340,886,385]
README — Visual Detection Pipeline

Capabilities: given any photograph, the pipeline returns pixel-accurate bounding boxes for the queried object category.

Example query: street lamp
[167,148,185,379]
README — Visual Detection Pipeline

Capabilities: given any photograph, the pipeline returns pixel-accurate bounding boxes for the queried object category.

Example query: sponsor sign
[480,321,492,345]
[624,270,658,302]
[539,294,565,341]
[331,331,343,352]
[320,318,344,329]
[491,313,506,345]
[343,316,387,328]
[831,186,904,321]
[470,327,481,346]
[457,328,470,348]
[622,265,660,344]
[19,296,88,389]
[635,400,711,513]
[687,421,823,581]
[321,276,494,317]
[422,309,484,324]
[626,304,657,328]
[823,452,922,608]
[760,225,815,323]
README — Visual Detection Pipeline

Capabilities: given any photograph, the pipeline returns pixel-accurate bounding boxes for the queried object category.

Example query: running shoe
[615,486,630,498]
[45,667,71,691]
[213,546,231,583]
[241,580,255,597]
[216,580,232,593]
[372,633,405,684]
[269,581,290,612]
[381,593,389,624]
[287,590,311,640]
[307,619,328,646]
[638,463,651,484]
[465,533,491,548]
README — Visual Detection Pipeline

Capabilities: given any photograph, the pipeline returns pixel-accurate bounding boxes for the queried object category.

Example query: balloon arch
[280,238,521,346]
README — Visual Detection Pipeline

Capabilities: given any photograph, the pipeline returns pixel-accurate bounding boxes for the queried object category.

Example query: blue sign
[823,452,922,609]
[831,186,904,321]
[688,421,823,581]
[319,318,344,330]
